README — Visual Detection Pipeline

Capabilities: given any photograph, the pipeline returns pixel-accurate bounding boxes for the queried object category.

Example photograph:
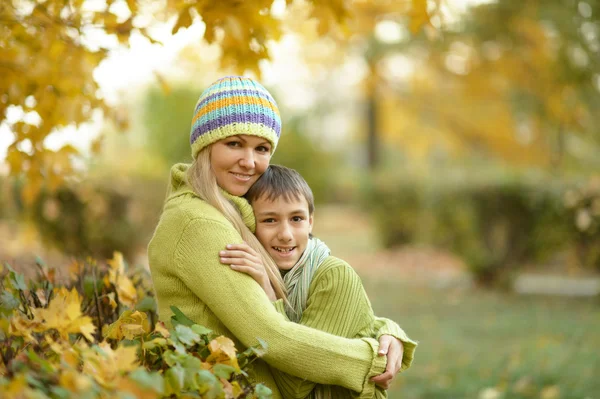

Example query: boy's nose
[278,225,293,242]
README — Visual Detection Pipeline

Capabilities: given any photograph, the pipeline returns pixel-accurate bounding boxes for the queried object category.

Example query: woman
[148,76,405,398]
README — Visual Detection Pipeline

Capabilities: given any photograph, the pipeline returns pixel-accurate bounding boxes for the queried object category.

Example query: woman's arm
[174,218,385,398]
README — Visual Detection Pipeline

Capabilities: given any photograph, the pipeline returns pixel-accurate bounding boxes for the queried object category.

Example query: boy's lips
[272,246,296,258]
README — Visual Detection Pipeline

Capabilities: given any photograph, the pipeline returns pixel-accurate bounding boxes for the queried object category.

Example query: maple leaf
[206,336,240,370]
[31,287,97,341]
[106,252,138,308]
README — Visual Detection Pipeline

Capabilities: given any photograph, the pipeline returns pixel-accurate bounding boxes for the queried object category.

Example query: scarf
[283,237,331,323]
[283,237,332,399]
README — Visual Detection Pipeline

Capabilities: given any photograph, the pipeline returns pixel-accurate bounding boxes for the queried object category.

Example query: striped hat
[190,76,281,159]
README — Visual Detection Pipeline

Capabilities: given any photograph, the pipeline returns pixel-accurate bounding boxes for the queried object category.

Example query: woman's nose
[239,149,255,169]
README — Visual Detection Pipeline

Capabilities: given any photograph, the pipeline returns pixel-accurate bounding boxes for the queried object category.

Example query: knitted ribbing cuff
[373,317,418,372]
[357,338,387,399]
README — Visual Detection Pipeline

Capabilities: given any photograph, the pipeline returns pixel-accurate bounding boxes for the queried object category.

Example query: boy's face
[252,194,313,271]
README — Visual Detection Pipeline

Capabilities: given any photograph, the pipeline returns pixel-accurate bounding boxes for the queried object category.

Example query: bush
[365,169,593,285]
[0,254,271,398]
[27,174,166,261]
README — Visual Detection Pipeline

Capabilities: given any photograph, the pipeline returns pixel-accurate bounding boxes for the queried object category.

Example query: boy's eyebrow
[256,209,308,216]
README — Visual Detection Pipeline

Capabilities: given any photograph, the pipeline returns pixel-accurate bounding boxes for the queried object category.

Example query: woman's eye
[256,145,270,153]
[226,141,241,147]
[262,218,275,223]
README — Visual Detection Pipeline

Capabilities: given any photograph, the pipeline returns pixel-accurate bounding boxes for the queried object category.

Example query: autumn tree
[2,0,437,203]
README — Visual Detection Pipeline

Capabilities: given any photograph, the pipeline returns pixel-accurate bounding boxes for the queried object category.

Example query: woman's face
[210,135,272,196]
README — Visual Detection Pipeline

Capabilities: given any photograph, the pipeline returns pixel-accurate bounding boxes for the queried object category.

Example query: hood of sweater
[168,163,257,233]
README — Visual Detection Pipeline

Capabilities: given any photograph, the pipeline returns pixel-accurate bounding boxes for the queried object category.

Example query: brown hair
[246,165,315,215]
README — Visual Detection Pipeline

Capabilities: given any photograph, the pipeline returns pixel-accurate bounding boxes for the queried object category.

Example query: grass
[314,205,600,399]
[363,279,600,399]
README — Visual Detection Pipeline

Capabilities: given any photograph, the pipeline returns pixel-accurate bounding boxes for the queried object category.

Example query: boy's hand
[220,243,277,301]
[370,335,404,389]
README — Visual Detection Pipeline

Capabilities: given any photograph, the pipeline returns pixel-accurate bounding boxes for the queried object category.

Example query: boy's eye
[292,216,304,222]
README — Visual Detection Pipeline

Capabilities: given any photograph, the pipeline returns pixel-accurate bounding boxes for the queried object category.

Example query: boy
[220,165,417,399]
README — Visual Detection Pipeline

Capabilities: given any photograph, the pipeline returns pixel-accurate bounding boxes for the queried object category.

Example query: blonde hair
[186,146,287,300]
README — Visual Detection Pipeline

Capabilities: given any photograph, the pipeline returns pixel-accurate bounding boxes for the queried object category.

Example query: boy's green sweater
[148,164,387,399]
[273,256,417,399]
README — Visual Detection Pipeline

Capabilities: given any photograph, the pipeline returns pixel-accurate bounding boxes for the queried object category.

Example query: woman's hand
[220,243,277,301]
[370,335,404,390]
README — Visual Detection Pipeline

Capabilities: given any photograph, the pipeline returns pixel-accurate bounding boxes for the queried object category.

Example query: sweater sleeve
[272,260,382,399]
[372,317,418,372]
[174,218,386,396]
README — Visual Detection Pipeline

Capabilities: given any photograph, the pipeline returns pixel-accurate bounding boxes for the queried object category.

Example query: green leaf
[142,337,167,350]
[164,365,185,396]
[191,324,212,336]
[163,349,187,367]
[50,386,70,399]
[255,383,273,398]
[170,305,195,327]
[9,271,27,290]
[135,296,156,312]
[129,369,164,394]
[212,364,237,379]
[182,356,202,390]
[196,370,222,397]
[0,290,19,311]
[174,324,201,346]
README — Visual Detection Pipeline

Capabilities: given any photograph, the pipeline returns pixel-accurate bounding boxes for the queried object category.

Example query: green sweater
[272,256,418,399]
[148,164,387,399]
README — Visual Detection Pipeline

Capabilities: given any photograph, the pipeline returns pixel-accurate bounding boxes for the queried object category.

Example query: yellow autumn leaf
[82,342,140,389]
[154,321,171,338]
[31,287,97,341]
[104,310,151,341]
[59,369,93,393]
[107,252,138,307]
[207,336,239,369]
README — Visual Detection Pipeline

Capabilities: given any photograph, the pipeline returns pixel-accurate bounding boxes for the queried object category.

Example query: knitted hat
[190,76,281,159]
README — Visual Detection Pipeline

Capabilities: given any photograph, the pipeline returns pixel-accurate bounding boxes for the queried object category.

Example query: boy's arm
[372,317,418,372]
[271,259,381,399]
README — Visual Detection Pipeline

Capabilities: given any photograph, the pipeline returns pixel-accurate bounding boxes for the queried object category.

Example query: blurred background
[1,0,599,397]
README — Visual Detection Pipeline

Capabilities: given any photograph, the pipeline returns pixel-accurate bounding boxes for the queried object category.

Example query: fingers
[220,249,259,260]
[370,370,393,389]
[378,335,393,356]
[386,339,402,376]
[225,242,258,256]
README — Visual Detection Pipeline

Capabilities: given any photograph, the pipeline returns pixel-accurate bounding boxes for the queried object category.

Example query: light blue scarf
[283,237,330,323]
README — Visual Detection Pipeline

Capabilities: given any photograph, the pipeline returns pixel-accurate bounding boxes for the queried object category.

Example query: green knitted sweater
[148,164,387,399]
[272,257,417,399]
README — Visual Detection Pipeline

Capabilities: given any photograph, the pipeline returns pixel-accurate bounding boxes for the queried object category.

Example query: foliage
[365,168,600,284]
[2,0,435,205]
[379,0,600,168]
[142,85,200,166]
[564,177,600,271]
[27,172,165,260]
[271,118,342,204]
[0,253,271,399]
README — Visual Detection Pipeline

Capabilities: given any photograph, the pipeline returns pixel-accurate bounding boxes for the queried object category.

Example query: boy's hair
[246,165,315,214]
